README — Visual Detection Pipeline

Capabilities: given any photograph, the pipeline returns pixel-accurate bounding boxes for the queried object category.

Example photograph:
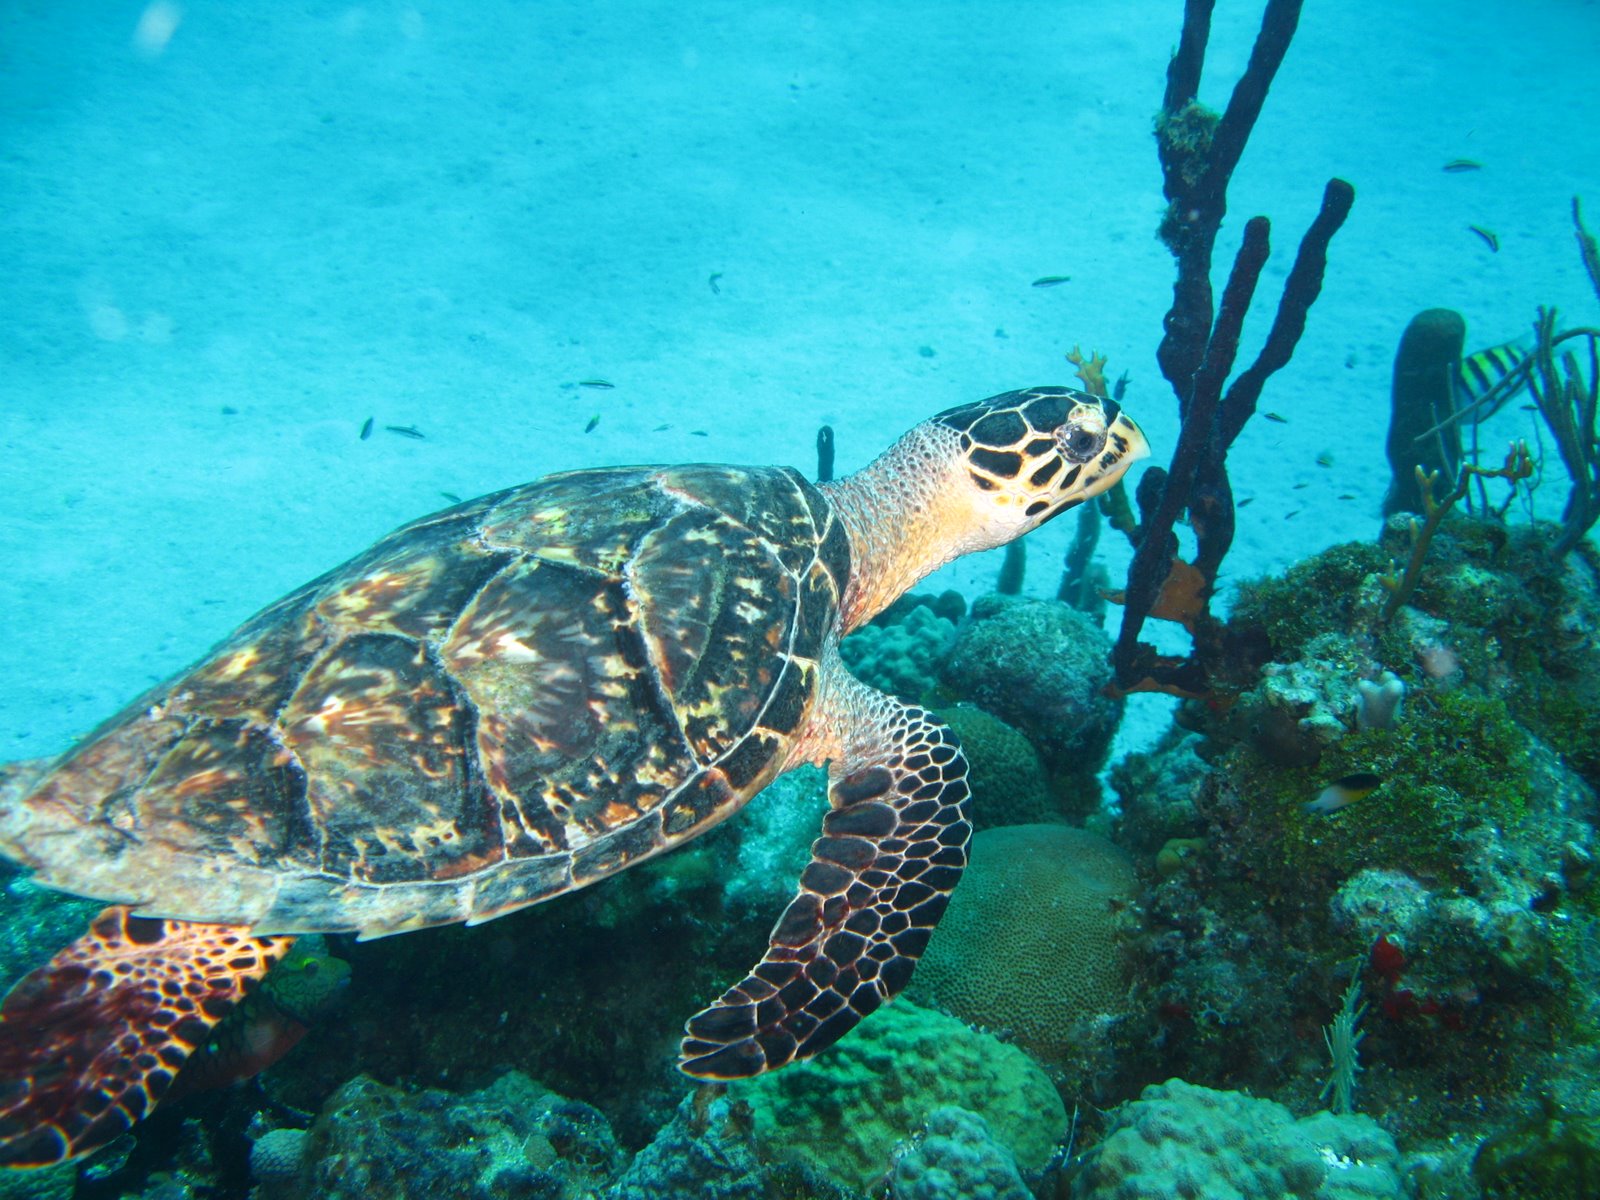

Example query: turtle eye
[1060,424,1106,463]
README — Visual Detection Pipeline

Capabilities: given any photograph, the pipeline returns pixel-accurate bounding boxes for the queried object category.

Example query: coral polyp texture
[890,1106,1033,1200]
[910,824,1137,1068]
[728,998,1065,1192]
[1073,1079,1405,1200]
[941,597,1122,774]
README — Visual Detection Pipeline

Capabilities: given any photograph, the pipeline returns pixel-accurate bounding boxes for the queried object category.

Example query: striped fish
[1454,335,1533,424]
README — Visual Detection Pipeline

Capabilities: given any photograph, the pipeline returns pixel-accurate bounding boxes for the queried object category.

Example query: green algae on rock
[1077,1079,1405,1200]
[728,999,1064,1192]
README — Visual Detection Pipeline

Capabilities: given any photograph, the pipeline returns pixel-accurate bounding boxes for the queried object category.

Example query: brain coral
[731,999,1065,1192]
[910,824,1136,1067]
[934,704,1055,829]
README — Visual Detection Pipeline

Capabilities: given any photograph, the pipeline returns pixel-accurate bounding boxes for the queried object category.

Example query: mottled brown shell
[9,465,852,938]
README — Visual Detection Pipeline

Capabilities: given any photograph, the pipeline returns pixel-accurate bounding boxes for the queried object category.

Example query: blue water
[2,2,1598,1195]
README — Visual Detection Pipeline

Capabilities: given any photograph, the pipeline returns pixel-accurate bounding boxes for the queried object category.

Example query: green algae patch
[1231,687,1533,886]
[730,999,1064,1192]
[1231,541,1390,659]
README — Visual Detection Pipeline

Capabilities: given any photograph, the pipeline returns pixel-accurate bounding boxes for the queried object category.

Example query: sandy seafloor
[2,0,1597,770]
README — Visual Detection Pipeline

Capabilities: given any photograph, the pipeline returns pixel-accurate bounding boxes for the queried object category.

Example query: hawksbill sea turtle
[0,386,1146,1167]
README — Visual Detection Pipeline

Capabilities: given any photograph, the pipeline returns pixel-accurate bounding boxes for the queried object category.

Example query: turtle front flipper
[0,906,293,1167]
[679,687,970,1079]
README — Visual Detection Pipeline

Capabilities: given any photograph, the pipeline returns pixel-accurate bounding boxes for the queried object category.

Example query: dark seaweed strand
[1113,0,1352,693]
[1115,217,1271,677]
[1156,0,1303,407]
[1193,177,1356,580]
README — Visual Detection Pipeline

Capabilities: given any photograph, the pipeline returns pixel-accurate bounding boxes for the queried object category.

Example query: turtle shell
[4,465,852,938]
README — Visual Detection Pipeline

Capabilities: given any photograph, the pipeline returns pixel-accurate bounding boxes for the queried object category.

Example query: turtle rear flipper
[679,691,970,1079]
[0,906,292,1167]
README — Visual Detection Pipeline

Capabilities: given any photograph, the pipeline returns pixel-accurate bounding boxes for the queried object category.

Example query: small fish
[1292,482,1309,490]
[652,423,672,432]
[579,379,614,390]
[384,424,425,439]
[1304,772,1383,815]
[1237,496,1254,507]
[1031,275,1072,288]
[1337,493,1357,500]
[1453,335,1533,423]
[691,430,708,437]
[360,417,374,440]
[1468,225,1499,253]
[1264,411,1288,424]
[220,405,239,416]
[1315,452,1334,468]
[440,491,462,504]
[1443,159,1482,173]
[1113,370,1130,401]
[708,272,723,294]
[584,415,600,433]
[1284,510,1300,519]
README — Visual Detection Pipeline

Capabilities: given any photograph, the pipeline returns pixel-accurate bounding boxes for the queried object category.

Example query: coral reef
[889,1107,1032,1200]
[1472,1086,1600,1200]
[0,866,99,995]
[609,1090,849,1200]
[931,705,1054,830]
[273,1071,623,1200]
[1072,1079,1405,1200]
[1111,729,1210,858]
[728,998,1065,1193]
[939,596,1121,816]
[839,602,958,704]
[1108,513,1600,1157]
[909,824,1137,1071]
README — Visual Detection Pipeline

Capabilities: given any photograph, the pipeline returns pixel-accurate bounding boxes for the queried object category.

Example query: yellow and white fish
[1304,772,1384,815]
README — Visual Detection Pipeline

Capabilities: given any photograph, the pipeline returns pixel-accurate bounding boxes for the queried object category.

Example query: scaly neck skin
[822,423,981,634]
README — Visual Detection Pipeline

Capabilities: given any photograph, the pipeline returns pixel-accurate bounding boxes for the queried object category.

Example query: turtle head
[933,385,1148,548]
[828,385,1147,630]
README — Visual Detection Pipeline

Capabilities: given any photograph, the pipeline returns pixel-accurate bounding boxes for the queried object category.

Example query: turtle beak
[1108,411,1150,474]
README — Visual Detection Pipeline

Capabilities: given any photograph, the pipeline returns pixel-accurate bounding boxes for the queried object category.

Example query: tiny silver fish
[385,424,425,440]
[360,417,374,440]
[1031,275,1072,288]
[579,379,614,390]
